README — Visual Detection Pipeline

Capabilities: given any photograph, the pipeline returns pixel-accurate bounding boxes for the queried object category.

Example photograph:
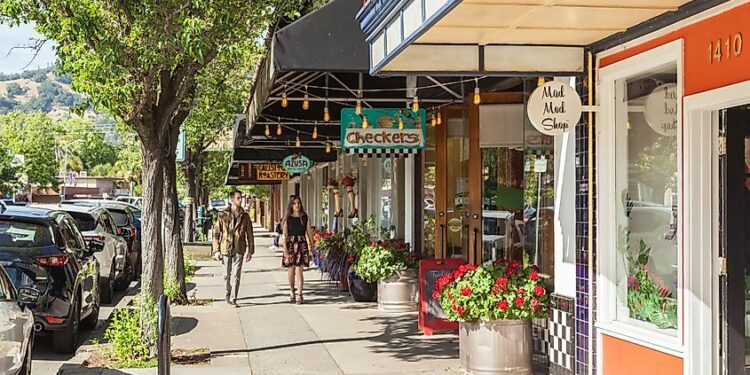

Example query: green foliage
[436,255,549,322]
[90,163,113,176]
[345,217,381,257]
[0,112,60,188]
[627,264,677,329]
[353,241,416,283]
[6,82,27,96]
[0,144,18,196]
[31,71,47,83]
[103,308,151,364]
[0,97,19,114]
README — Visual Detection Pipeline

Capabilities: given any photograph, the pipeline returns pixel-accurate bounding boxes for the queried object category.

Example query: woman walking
[282,196,315,304]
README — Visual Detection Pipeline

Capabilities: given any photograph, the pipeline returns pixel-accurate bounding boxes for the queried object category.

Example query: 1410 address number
[708,33,743,64]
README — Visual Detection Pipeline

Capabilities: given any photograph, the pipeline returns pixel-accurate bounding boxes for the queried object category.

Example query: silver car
[0,264,34,375]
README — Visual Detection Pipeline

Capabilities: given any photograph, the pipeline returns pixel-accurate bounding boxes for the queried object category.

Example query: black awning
[233,146,337,163]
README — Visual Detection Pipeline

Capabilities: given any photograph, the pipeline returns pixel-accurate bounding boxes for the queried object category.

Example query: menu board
[418,259,464,335]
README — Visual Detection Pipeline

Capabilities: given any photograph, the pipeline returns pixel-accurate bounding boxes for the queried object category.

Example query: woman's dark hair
[284,195,307,223]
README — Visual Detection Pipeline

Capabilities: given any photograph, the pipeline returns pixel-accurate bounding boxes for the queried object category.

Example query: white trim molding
[596,39,685,361]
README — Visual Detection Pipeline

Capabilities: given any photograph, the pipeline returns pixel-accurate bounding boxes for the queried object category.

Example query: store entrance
[718,106,750,374]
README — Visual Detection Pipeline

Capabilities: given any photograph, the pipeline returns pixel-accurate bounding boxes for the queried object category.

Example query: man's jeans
[223,251,243,301]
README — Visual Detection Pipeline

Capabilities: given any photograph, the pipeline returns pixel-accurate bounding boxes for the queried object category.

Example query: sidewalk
[63,225,461,374]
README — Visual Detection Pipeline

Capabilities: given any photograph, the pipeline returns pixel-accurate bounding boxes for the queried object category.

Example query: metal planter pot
[459,320,532,375]
[377,269,418,312]
[348,271,378,302]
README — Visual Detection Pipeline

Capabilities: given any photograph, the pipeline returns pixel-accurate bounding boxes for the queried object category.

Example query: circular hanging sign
[282,154,312,174]
[448,218,462,233]
[644,83,678,136]
[527,82,582,136]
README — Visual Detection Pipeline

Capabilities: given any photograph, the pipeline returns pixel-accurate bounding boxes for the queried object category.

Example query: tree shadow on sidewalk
[363,314,459,363]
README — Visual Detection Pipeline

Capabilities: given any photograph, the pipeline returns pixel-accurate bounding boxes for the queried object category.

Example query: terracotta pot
[377,269,418,312]
[459,320,532,375]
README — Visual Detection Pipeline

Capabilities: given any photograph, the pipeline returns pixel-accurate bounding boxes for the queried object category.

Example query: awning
[357,0,692,75]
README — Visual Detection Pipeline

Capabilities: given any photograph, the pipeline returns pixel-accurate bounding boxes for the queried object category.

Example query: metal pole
[157,295,171,375]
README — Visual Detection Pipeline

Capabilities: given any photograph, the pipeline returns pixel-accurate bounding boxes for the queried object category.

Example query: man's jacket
[212,206,255,256]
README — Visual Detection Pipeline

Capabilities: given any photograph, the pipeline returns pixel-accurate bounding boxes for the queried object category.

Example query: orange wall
[602,335,683,375]
[601,2,750,96]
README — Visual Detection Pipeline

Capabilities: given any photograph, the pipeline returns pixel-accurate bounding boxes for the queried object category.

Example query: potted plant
[326,178,342,218]
[345,217,379,302]
[434,255,548,375]
[316,231,347,289]
[340,173,358,218]
[353,240,420,312]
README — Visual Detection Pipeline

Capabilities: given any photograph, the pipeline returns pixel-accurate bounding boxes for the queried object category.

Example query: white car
[115,196,142,207]
[0,264,34,375]
[34,204,129,304]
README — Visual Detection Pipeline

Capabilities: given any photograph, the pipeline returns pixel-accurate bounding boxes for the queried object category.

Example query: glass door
[718,106,750,374]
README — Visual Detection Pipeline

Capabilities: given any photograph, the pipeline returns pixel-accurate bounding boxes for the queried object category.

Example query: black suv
[0,204,101,353]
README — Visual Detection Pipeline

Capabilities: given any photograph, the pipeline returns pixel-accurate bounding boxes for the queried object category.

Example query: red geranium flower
[515,297,525,308]
[495,277,509,291]
[346,256,355,264]
[516,288,525,296]
[496,300,509,311]
[456,306,465,316]
[461,287,472,297]
[533,285,546,296]
[432,290,440,300]
[530,298,541,310]
[529,271,539,281]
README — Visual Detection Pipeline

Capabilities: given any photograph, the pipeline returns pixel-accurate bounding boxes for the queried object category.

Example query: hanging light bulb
[437,111,442,125]
[473,78,481,105]
[431,113,437,127]
[313,122,318,139]
[537,76,545,87]
[398,116,404,130]
[323,101,330,122]
[276,119,282,136]
[355,99,362,115]
[325,141,331,154]
[412,96,419,112]
[281,86,288,108]
[264,124,270,137]
[295,131,301,148]
[362,116,369,129]
[302,85,310,110]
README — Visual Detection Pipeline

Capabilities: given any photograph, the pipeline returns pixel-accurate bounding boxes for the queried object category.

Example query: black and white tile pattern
[344,148,417,158]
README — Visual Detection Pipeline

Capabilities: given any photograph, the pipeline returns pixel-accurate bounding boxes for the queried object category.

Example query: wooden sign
[238,163,289,182]
[418,258,464,335]
[340,108,426,151]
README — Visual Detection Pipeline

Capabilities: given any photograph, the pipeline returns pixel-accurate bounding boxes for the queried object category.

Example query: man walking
[213,189,255,305]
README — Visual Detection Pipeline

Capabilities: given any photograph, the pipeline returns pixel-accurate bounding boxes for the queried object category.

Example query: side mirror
[88,239,106,253]
[18,286,40,306]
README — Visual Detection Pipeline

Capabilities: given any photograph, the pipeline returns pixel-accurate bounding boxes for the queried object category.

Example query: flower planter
[377,269,418,312]
[339,269,349,292]
[348,271,377,302]
[459,320,532,375]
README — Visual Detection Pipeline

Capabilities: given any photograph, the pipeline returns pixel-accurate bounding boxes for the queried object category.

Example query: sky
[0,23,57,73]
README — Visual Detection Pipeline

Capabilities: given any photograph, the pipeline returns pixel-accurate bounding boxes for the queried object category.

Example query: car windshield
[108,210,130,226]
[0,220,55,248]
[67,212,96,231]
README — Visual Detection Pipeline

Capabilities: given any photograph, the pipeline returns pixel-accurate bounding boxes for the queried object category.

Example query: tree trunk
[182,148,198,242]
[164,142,188,304]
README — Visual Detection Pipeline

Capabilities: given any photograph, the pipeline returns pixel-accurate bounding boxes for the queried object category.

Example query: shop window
[597,44,682,348]
[424,124,437,259]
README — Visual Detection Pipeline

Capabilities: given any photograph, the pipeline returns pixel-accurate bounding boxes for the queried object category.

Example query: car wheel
[100,266,114,304]
[81,296,99,331]
[18,330,33,375]
[53,296,80,354]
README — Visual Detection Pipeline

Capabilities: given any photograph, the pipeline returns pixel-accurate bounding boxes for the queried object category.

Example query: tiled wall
[549,294,575,374]
[574,73,596,375]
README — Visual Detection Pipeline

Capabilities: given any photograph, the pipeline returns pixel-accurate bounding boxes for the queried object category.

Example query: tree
[2,0,302,347]
[32,70,47,82]
[6,82,27,96]
[0,112,60,193]
[63,120,117,170]
[0,144,18,196]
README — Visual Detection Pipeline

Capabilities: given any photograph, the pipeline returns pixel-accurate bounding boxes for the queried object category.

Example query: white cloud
[0,23,57,73]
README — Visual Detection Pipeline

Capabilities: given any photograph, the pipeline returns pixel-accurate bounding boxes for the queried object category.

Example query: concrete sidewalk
[64,225,460,374]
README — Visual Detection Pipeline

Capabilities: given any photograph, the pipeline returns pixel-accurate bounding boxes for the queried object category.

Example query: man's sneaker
[225,296,232,304]
[232,299,238,307]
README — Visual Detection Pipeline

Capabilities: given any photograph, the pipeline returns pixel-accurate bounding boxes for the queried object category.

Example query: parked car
[210,198,228,212]
[64,200,141,279]
[0,263,34,375]
[115,196,142,207]
[35,204,129,303]
[0,204,101,354]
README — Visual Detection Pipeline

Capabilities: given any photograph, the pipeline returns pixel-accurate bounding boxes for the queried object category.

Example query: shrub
[103,308,151,363]
[353,240,417,283]
[435,255,549,322]
[31,71,47,83]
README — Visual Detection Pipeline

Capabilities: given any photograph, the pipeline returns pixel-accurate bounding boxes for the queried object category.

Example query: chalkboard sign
[418,259,464,335]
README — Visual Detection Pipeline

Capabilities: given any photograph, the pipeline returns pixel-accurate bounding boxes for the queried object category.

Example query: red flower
[516,288,525,296]
[529,271,539,281]
[627,275,639,290]
[456,306,465,316]
[451,304,457,311]
[533,285,546,296]
[515,297,525,308]
[496,300,509,311]
[505,265,518,276]
[461,287,473,297]
[495,277,509,291]
[346,256,355,264]
[530,298,541,310]
[432,290,440,300]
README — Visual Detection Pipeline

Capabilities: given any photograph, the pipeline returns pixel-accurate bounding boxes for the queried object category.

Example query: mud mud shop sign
[527,82,582,136]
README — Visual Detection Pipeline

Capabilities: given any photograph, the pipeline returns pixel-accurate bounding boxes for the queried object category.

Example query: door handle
[473,227,479,264]
[440,224,446,256]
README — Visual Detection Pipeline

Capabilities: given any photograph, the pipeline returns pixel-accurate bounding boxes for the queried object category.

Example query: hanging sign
[534,157,548,173]
[281,154,312,174]
[644,83,678,136]
[527,82,582,136]
[255,164,290,181]
[341,108,426,150]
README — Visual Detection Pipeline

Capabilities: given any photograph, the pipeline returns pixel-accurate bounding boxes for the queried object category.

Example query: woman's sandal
[289,288,296,303]
[296,293,304,305]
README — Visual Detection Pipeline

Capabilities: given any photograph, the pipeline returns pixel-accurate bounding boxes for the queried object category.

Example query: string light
[412,96,419,112]
[398,116,404,129]
[302,85,310,110]
[325,141,331,154]
[276,118,282,136]
[313,122,318,139]
[473,78,481,105]
[537,77,545,87]
[295,131,301,148]
[437,111,442,125]
[281,86,288,108]
[264,124,270,137]
[430,113,436,127]
[355,99,362,115]
[362,115,369,129]
[323,101,330,122]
